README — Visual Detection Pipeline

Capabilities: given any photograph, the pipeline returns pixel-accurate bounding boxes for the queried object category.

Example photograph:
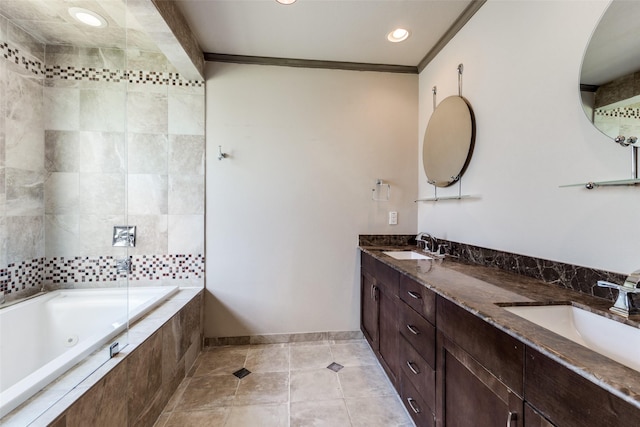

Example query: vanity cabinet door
[437,332,523,427]
[360,252,400,388]
[436,296,524,427]
[525,347,640,427]
[377,283,399,387]
[360,269,379,350]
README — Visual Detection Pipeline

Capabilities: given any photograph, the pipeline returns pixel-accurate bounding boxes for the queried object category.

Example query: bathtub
[0,286,178,418]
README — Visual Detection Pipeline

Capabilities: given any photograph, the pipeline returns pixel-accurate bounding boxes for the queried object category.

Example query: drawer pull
[407,290,422,299]
[406,360,420,375]
[407,397,421,414]
[406,324,420,335]
[506,411,516,427]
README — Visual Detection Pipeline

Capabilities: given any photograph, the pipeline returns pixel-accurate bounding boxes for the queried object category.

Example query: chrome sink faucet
[415,232,438,253]
[597,269,640,317]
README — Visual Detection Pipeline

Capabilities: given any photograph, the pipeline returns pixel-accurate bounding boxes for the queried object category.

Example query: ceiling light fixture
[387,28,410,43]
[68,7,108,28]
[276,0,297,4]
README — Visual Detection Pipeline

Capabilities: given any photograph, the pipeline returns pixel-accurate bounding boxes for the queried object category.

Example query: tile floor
[154,339,414,427]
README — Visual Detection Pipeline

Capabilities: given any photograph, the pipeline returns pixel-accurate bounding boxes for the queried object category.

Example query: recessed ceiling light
[387,28,410,43]
[68,7,108,28]
[276,0,297,4]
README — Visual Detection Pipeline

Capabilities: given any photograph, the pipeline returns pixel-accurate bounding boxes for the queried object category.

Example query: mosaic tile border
[0,254,204,294]
[1,41,203,87]
[595,106,640,119]
[0,258,46,294]
[1,42,43,76]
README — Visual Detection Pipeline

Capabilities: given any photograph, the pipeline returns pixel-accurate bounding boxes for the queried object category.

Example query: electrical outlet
[389,211,398,225]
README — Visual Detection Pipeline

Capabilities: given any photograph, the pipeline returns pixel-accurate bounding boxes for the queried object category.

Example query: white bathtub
[0,286,178,418]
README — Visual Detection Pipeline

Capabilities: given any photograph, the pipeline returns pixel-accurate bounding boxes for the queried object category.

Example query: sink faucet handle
[415,232,430,250]
[623,269,640,289]
[597,280,640,316]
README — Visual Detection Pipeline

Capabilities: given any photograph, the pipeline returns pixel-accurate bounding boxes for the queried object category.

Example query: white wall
[418,0,639,275]
[205,63,418,337]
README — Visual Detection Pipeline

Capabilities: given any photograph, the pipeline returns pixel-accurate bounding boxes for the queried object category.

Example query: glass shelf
[559,178,640,189]
[415,195,476,202]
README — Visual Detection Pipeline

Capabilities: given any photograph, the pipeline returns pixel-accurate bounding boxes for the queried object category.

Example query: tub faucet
[597,269,640,317]
[116,258,131,274]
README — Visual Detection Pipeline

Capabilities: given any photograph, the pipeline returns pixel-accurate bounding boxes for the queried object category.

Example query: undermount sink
[504,304,640,372]
[383,251,433,260]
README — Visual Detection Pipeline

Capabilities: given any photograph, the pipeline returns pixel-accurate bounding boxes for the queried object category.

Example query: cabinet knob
[506,411,517,427]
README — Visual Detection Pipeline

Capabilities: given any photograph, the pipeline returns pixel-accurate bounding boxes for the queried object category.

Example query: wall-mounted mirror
[580,0,640,143]
[423,95,475,187]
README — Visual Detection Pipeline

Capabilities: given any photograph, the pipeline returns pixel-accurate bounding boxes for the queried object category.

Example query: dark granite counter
[359,245,640,409]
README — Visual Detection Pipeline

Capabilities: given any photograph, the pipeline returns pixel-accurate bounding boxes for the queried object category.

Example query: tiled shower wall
[1,16,205,299]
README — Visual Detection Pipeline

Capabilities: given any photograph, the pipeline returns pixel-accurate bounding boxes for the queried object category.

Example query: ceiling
[0,0,159,51]
[174,0,479,70]
[0,0,483,75]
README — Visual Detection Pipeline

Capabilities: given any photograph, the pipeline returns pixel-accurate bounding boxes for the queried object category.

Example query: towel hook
[218,145,228,161]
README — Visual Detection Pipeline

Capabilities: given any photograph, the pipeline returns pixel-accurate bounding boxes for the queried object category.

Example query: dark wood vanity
[360,250,640,427]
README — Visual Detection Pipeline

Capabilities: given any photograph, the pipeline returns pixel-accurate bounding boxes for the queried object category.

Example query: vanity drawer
[437,296,524,396]
[400,335,436,407]
[400,275,436,324]
[400,303,436,367]
[400,372,435,427]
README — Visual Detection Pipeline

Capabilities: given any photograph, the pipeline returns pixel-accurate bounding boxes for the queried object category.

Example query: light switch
[389,211,398,225]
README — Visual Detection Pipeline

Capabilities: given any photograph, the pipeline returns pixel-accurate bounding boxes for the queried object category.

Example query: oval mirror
[423,95,475,187]
[580,0,640,142]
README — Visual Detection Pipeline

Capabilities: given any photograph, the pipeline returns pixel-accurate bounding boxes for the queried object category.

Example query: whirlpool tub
[0,286,178,418]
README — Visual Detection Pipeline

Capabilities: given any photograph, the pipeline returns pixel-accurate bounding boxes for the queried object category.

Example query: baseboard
[204,330,363,347]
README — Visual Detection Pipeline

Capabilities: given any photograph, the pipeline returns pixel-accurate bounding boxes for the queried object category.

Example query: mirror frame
[422,95,476,187]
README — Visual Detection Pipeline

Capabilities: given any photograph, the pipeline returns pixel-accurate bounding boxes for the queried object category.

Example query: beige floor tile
[225,404,288,427]
[163,408,230,427]
[338,365,396,398]
[329,341,378,367]
[290,399,352,427]
[345,396,413,427]
[177,374,239,411]
[158,343,415,427]
[245,345,290,373]
[194,347,249,377]
[290,343,333,371]
[290,368,342,402]
[234,372,289,406]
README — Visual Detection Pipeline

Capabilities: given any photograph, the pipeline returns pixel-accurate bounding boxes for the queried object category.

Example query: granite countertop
[359,245,640,409]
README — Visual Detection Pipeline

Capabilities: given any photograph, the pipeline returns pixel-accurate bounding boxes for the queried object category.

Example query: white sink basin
[383,251,433,260]
[504,305,640,372]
